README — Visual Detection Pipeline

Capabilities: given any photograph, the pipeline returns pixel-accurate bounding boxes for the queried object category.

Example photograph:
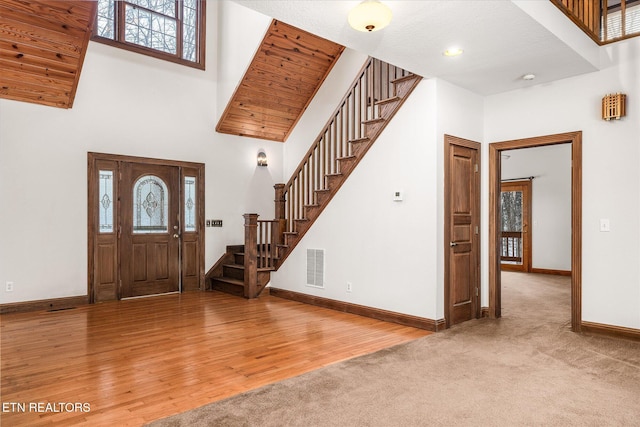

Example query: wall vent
[306,249,325,288]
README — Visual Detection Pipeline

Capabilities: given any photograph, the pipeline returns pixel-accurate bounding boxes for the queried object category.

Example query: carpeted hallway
[150,272,640,426]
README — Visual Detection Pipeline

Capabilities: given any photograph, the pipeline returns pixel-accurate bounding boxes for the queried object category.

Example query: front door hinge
[476,287,479,297]
[475,225,479,235]
[475,164,478,172]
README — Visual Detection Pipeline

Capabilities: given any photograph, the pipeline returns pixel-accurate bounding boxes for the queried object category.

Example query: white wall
[271,79,439,319]
[484,37,640,329]
[0,2,283,303]
[502,145,572,271]
[271,77,484,321]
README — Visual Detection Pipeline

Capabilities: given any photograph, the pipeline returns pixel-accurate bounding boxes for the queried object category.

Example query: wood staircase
[208,57,422,298]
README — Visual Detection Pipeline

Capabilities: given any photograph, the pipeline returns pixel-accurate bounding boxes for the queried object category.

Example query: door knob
[173,234,180,239]
[450,242,458,247]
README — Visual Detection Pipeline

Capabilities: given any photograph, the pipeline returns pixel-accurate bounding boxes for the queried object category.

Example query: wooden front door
[120,163,180,298]
[444,135,481,327]
[500,180,532,272]
[89,153,205,302]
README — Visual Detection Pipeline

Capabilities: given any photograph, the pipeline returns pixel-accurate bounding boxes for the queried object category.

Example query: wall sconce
[602,93,626,121]
[257,150,268,167]
[348,0,392,32]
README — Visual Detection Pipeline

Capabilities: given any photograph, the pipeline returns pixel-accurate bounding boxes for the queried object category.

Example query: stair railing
[243,214,280,298]
[278,58,411,234]
[242,58,413,294]
[257,219,280,269]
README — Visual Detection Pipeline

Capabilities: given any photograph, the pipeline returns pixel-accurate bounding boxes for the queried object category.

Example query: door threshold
[121,291,180,300]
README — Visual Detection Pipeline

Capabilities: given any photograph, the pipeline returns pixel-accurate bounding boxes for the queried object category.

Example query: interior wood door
[120,163,180,298]
[445,136,480,327]
[500,180,532,272]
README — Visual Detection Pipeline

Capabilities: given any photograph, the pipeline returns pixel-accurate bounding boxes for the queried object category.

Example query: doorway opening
[88,153,205,303]
[489,132,582,332]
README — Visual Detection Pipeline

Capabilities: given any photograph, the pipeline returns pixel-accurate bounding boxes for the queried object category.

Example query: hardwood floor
[1,291,430,426]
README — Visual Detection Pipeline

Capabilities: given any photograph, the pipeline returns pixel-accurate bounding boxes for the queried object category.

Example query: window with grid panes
[93,0,205,69]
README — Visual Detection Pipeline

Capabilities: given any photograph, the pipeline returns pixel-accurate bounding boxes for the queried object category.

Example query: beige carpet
[149,272,640,426]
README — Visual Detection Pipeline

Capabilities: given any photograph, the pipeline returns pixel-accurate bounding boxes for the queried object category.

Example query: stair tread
[362,117,385,124]
[376,96,400,105]
[212,277,243,286]
[325,172,343,177]
[391,74,419,84]
[283,231,299,235]
[336,155,357,161]
[349,137,369,144]
[303,204,320,208]
[236,252,278,257]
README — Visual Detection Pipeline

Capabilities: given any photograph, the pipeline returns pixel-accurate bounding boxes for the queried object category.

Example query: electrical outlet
[6,281,14,292]
[346,282,352,293]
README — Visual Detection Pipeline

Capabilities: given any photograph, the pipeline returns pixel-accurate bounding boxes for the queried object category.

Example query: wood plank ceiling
[0,0,97,109]
[216,20,345,143]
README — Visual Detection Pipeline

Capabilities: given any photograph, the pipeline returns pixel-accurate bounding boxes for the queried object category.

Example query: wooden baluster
[243,214,258,298]
[332,120,338,173]
[274,184,285,245]
[357,75,362,139]
[324,130,329,178]
[327,128,331,174]
[262,221,267,268]
[346,96,351,155]
[288,188,293,232]
[304,160,308,207]
[386,62,390,99]
[269,221,275,268]
[298,171,303,219]
[339,105,344,161]
[371,59,375,119]
[352,87,357,141]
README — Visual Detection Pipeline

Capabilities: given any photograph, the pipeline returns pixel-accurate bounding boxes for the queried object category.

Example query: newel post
[274,184,286,245]
[243,213,259,298]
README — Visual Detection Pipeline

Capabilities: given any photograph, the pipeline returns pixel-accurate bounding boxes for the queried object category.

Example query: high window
[93,0,205,69]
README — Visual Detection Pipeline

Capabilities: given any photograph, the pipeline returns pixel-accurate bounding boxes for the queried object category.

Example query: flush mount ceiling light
[348,0,392,32]
[522,73,536,81]
[443,47,463,57]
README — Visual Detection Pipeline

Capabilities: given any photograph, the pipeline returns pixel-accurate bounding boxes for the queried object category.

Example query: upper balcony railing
[552,0,640,44]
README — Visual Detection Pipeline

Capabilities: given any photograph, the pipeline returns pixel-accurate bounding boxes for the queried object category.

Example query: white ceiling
[233,0,601,95]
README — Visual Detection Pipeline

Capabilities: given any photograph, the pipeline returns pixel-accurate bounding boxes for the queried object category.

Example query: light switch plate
[599,218,610,232]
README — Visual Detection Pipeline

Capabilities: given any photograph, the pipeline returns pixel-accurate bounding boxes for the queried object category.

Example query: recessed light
[443,47,463,57]
[522,73,536,81]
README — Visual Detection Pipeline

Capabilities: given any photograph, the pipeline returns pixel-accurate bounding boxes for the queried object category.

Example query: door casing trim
[488,132,582,331]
